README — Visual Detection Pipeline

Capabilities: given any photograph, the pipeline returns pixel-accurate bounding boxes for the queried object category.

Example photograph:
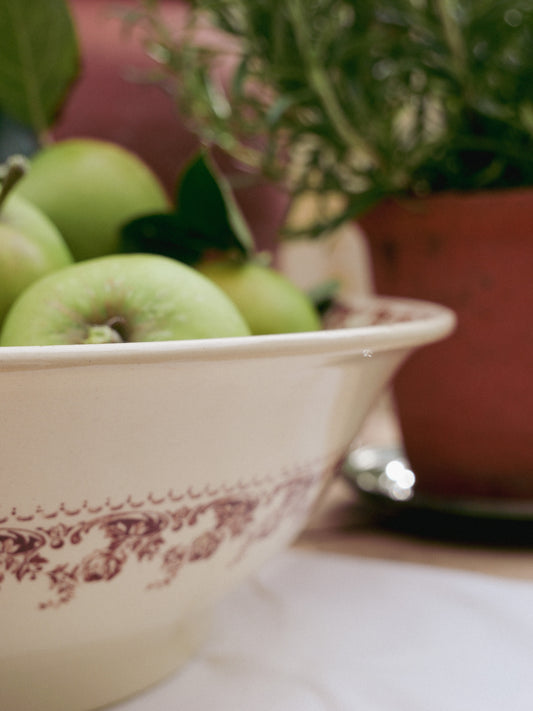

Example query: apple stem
[0,155,30,212]
[83,324,124,344]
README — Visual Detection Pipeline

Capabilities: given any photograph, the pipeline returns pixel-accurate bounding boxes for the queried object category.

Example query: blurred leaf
[176,151,255,256]
[120,150,256,263]
[120,213,208,265]
[0,0,79,135]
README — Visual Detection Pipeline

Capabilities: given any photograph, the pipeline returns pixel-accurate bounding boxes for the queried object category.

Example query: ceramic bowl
[0,295,454,711]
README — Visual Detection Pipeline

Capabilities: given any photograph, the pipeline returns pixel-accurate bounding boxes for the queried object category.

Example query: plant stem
[0,155,29,211]
[435,0,469,91]
[285,0,381,169]
[83,324,124,344]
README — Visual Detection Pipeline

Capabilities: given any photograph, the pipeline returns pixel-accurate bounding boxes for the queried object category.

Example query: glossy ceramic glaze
[0,295,454,711]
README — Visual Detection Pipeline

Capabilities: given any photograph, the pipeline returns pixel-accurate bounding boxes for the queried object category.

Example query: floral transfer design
[0,459,338,610]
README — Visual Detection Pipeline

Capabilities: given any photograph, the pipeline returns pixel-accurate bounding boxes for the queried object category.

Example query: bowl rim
[0,295,456,370]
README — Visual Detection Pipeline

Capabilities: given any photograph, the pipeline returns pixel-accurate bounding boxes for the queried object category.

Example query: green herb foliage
[135,0,533,232]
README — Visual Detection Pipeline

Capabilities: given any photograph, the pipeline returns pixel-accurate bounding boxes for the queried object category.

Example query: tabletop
[109,400,533,711]
[111,398,533,711]
[295,396,533,582]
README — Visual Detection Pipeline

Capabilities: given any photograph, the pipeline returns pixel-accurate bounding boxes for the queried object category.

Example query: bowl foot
[0,610,211,711]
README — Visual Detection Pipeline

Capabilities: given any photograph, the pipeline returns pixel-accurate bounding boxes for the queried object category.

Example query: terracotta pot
[358,188,533,500]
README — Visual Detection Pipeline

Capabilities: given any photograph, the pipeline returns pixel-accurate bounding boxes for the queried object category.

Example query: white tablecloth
[115,549,533,710]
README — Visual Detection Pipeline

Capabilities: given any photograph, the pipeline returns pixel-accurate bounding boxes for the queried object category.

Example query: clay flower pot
[359,187,533,500]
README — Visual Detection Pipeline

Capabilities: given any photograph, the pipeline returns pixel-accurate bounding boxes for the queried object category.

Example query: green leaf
[120,213,209,266]
[0,0,79,135]
[176,151,255,257]
[120,150,257,265]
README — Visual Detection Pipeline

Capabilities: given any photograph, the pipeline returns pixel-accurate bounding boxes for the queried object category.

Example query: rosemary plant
[135,0,533,233]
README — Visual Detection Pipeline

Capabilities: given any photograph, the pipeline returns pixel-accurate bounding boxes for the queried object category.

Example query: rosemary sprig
[133,0,533,234]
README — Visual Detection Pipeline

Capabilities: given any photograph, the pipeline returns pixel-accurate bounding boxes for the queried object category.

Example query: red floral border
[0,459,339,610]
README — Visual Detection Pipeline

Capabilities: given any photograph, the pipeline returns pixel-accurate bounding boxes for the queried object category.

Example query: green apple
[197,258,321,335]
[0,157,73,325]
[16,138,171,261]
[0,253,251,346]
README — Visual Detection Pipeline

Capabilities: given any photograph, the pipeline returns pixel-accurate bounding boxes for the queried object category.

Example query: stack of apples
[0,138,321,347]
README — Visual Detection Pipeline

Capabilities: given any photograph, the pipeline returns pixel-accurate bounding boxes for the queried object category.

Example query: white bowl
[0,295,454,711]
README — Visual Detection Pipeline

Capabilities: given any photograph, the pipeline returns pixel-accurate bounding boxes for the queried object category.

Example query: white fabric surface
[115,549,533,711]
